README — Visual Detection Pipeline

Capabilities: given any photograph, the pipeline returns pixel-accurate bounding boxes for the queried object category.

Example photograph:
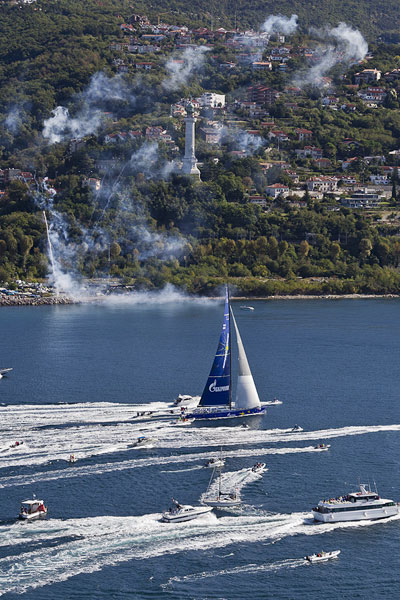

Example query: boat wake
[1,511,399,596]
[0,446,323,490]
[163,557,305,587]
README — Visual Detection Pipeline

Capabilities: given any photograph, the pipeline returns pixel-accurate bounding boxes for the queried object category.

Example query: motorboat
[19,499,47,520]
[312,483,399,522]
[0,368,12,377]
[251,462,267,473]
[186,288,267,420]
[314,443,330,451]
[305,550,341,563]
[240,306,254,311]
[269,397,282,405]
[129,436,158,448]
[174,394,200,407]
[291,425,303,432]
[204,457,225,469]
[161,499,213,523]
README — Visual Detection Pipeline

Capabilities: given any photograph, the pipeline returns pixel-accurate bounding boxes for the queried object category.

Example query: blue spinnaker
[199,288,231,407]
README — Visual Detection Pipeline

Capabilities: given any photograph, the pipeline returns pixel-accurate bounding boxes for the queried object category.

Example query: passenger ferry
[312,483,399,522]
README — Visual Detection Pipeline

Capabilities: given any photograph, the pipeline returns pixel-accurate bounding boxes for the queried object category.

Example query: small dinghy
[314,443,330,451]
[161,498,213,523]
[10,441,24,448]
[19,499,47,521]
[305,550,341,563]
[240,306,254,311]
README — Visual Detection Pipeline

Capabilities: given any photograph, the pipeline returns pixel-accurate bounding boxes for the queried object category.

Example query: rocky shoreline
[0,296,75,306]
[1,293,400,306]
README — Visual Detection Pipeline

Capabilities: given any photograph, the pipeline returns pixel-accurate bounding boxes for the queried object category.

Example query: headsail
[199,288,231,407]
[231,308,261,410]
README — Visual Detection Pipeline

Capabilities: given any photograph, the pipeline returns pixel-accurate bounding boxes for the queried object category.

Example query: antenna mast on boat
[227,284,232,408]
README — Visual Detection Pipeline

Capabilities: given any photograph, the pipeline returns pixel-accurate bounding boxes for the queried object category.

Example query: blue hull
[186,406,267,420]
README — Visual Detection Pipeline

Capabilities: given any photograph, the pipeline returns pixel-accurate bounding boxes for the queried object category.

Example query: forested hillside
[3,0,400,297]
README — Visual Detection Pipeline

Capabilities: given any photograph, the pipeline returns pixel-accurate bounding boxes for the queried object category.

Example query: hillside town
[3,5,400,296]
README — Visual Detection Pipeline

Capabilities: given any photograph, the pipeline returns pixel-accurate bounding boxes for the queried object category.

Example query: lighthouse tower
[181,102,200,180]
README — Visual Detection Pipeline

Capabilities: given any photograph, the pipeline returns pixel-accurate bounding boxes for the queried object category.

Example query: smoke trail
[163,46,210,91]
[261,14,298,35]
[294,22,368,88]
[42,72,137,144]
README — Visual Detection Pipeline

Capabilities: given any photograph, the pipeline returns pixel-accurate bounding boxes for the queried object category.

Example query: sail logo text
[209,379,229,393]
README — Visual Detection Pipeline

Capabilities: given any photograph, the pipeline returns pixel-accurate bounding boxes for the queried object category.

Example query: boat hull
[312,505,399,522]
[161,508,212,522]
[306,551,340,562]
[202,499,240,508]
[18,511,47,521]
[186,406,266,420]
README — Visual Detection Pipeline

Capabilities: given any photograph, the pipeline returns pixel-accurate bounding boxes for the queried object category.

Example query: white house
[265,183,289,198]
[198,93,225,108]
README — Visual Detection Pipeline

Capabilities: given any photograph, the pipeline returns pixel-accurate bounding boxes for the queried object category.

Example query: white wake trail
[1,511,399,596]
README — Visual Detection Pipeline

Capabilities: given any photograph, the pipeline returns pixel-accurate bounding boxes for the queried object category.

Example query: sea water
[0,298,399,599]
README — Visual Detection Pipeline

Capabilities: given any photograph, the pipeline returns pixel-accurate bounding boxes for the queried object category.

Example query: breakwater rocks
[0,295,75,306]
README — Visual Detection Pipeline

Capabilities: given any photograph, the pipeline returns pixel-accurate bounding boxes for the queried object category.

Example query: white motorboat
[129,436,158,448]
[312,483,399,523]
[314,443,330,451]
[174,394,201,407]
[0,368,12,377]
[19,499,47,520]
[269,397,282,405]
[161,499,213,522]
[251,462,267,474]
[305,550,341,563]
[204,457,225,469]
[291,425,303,432]
[240,305,254,311]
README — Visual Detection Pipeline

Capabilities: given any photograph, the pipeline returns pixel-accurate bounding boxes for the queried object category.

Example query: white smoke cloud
[42,106,103,144]
[42,72,136,144]
[4,106,22,135]
[294,22,368,87]
[261,14,298,35]
[221,127,265,156]
[163,46,210,91]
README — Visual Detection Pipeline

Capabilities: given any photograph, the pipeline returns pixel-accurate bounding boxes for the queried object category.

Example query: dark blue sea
[0,294,399,599]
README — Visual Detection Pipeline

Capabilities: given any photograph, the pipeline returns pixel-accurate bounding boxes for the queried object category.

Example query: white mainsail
[231,308,261,410]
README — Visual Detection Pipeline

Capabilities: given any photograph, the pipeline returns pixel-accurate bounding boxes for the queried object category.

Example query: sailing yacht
[202,464,242,508]
[186,288,266,420]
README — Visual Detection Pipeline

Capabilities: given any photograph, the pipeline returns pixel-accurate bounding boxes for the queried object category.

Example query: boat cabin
[20,500,45,515]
